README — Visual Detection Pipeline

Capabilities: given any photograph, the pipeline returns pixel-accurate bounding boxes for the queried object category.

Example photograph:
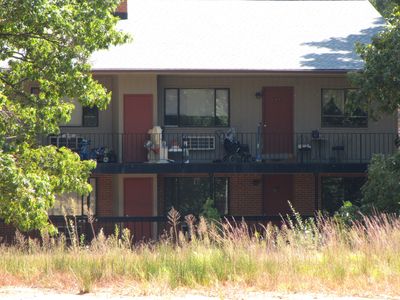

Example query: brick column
[94,174,114,216]
[293,173,316,215]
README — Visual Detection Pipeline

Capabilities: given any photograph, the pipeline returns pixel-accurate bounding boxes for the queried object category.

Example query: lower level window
[165,177,229,216]
[321,177,365,214]
[48,178,97,215]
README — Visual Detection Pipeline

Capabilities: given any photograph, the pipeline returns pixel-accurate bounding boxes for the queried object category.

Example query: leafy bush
[361,152,400,214]
[200,198,220,221]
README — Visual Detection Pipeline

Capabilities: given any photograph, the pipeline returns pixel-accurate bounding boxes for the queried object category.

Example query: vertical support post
[300,134,304,164]
[359,133,362,163]
[182,135,189,163]
[256,122,262,162]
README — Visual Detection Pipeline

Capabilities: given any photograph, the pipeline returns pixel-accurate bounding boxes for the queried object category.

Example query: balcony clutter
[47,131,397,164]
[49,134,117,163]
[79,139,117,163]
[168,142,190,163]
[144,126,169,163]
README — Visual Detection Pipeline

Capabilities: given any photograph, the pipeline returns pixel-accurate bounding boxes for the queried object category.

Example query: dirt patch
[0,286,397,300]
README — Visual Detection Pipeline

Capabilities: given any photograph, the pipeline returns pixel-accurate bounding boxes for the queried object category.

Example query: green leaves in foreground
[0,0,129,232]
[0,147,95,233]
[361,152,400,214]
[348,6,400,119]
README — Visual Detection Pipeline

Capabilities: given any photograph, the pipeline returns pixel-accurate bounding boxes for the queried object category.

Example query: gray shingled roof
[90,0,384,72]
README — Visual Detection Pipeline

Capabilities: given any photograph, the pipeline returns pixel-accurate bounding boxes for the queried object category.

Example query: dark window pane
[179,177,210,216]
[214,177,229,214]
[180,89,214,126]
[216,89,229,126]
[164,177,228,216]
[322,177,344,214]
[322,89,344,116]
[165,177,180,213]
[180,116,214,127]
[322,177,365,214]
[165,89,178,126]
[164,88,230,127]
[82,106,98,127]
[322,89,367,128]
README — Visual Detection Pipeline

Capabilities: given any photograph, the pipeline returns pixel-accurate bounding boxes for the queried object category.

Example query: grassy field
[0,212,399,297]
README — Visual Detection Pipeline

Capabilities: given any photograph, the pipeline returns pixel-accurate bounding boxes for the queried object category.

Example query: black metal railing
[41,131,398,164]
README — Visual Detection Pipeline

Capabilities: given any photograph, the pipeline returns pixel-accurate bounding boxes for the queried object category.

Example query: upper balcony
[41,130,398,174]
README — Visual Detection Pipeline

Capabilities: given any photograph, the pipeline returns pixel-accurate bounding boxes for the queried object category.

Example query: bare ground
[0,286,398,300]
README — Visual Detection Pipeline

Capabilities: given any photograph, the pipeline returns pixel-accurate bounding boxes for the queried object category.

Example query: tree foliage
[0,0,129,233]
[339,3,400,219]
[335,153,400,222]
[349,4,400,119]
[370,0,400,18]
[361,152,400,214]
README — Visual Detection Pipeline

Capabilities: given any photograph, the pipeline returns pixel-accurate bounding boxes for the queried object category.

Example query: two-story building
[30,1,397,239]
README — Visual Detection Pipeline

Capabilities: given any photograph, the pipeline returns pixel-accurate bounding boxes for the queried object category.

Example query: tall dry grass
[0,212,399,296]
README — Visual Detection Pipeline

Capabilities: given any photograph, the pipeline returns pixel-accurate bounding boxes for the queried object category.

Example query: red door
[123,94,153,162]
[263,174,293,216]
[124,177,153,240]
[262,87,294,159]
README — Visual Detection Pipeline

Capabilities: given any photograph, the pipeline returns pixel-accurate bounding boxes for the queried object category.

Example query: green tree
[345,3,400,216]
[361,152,400,214]
[0,0,129,233]
[348,4,400,119]
[335,152,400,222]
[200,198,220,222]
[370,0,400,19]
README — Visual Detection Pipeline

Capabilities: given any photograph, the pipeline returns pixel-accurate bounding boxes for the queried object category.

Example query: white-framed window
[165,88,229,127]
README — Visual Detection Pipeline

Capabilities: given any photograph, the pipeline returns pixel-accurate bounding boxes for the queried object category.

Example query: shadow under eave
[93,162,368,174]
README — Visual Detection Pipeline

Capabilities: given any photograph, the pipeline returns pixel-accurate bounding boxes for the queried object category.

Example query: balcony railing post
[300,133,304,163]
[359,133,362,163]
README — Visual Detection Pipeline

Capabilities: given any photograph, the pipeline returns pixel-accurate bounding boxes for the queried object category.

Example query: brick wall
[0,222,16,243]
[229,174,263,216]
[293,173,316,215]
[94,174,114,216]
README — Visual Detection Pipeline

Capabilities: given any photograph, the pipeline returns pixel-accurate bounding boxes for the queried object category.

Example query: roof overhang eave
[91,68,360,75]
